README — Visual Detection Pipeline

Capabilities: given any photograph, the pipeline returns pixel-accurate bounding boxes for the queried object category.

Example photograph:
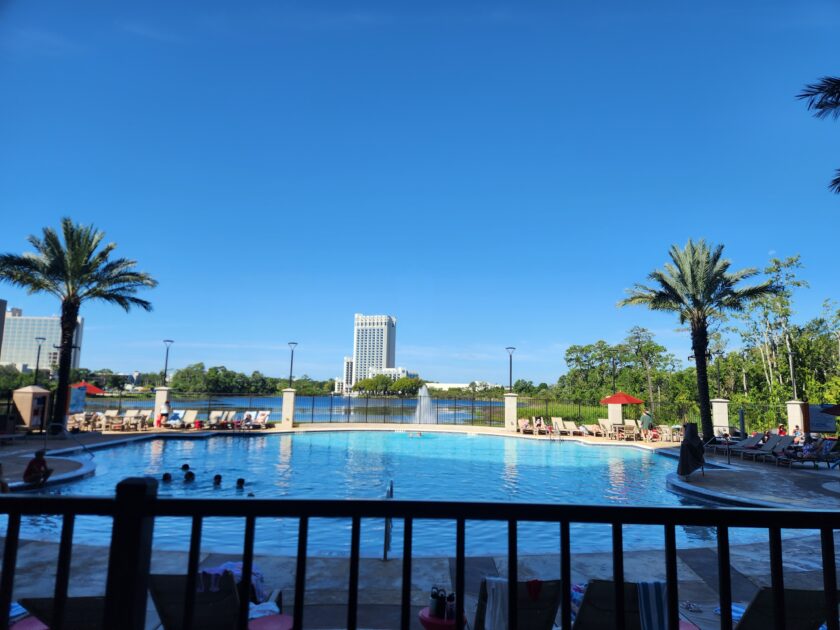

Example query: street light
[33,337,46,386]
[288,342,298,388]
[505,347,516,392]
[162,340,174,386]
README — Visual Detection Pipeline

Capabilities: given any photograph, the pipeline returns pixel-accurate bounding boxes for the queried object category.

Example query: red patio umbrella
[599,391,644,405]
[71,381,105,396]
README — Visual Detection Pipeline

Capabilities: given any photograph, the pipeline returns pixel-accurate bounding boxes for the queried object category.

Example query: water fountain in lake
[414,385,436,424]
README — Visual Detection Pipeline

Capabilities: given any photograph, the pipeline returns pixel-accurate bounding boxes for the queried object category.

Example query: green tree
[798,76,840,193]
[171,363,209,392]
[619,240,778,441]
[0,219,157,429]
[391,377,423,397]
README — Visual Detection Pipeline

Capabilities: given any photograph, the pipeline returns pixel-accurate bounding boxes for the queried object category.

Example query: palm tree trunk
[51,299,80,431]
[691,321,713,442]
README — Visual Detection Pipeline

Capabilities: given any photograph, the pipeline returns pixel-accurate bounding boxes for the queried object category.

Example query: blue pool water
[24,432,762,556]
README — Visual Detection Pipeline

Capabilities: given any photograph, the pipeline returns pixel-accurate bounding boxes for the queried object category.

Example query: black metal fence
[291,396,506,426]
[80,393,752,428]
[2,478,840,630]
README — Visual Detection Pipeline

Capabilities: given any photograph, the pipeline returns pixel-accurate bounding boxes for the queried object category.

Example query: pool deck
[4,427,840,627]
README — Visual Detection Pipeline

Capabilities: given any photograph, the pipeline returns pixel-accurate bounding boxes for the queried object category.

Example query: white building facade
[0,308,84,371]
[352,314,396,384]
[334,313,417,393]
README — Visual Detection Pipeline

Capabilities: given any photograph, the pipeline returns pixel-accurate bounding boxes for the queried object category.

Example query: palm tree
[0,218,157,431]
[619,240,779,441]
[798,76,840,193]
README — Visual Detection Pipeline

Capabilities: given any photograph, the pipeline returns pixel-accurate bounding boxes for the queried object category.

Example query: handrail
[3,481,840,630]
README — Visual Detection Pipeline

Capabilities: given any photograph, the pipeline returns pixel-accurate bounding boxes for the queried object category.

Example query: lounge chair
[571,580,700,630]
[132,409,151,430]
[551,417,569,435]
[245,411,271,430]
[100,409,120,430]
[740,435,781,461]
[518,418,533,434]
[164,410,185,429]
[757,435,794,463]
[598,419,617,440]
[582,424,604,437]
[181,409,199,429]
[717,434,761,455]
[776,438,824,469]
[619,421,640,441]
[111,409,139,431]
[148,572,291,630]
[19,596,105,630]
[208,410,227,428]
[563,420,584,436]
[734,586,835,629]
[473,577,562,630]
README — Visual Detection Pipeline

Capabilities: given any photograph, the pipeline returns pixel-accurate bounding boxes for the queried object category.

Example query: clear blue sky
[0,0,837,384]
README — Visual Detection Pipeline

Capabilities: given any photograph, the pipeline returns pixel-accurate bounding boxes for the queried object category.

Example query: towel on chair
[484,577,508,630]
[637,581,667,630]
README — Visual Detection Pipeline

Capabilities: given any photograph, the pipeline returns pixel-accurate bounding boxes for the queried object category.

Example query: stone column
[281,388,296,429]
[504,393,518,432]
[153,387,171,421]
[786,400,805,435]
[711,398,730,436]
[607,403,623,426]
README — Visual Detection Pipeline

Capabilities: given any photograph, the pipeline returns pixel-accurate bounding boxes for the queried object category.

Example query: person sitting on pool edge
[23,450,53,486]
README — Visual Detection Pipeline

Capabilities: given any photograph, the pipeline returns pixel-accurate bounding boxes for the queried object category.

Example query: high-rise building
[0,308,84,371]
[352,314,396,385]
[0,299,6,361]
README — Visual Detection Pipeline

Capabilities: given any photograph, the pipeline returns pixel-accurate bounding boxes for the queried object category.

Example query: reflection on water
[502,439,519,491]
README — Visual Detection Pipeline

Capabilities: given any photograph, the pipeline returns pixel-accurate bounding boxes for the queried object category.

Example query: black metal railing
[2,478,840,630]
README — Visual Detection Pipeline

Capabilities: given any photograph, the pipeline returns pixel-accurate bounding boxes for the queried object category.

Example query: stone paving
[4,427,840,628]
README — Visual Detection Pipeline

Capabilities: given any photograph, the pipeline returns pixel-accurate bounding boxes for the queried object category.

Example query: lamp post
[288,342,298,388]
[505,347,516,392]
[33,337,46,386]
[162,340,174,386]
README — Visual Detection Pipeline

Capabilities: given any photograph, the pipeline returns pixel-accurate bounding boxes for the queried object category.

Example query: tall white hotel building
[335,314,402,394]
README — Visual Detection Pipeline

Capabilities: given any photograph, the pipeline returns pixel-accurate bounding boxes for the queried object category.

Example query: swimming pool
[27,432,749,556]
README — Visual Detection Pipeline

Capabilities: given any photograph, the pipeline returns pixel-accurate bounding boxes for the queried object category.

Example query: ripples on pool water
[23,432,770,555]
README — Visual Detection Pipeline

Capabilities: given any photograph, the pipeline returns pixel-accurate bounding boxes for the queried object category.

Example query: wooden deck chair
[473,577,562,630]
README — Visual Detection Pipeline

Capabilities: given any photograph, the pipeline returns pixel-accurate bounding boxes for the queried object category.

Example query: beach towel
[201,561,266,603]
[637,581,667,630]
[483,576,508,630]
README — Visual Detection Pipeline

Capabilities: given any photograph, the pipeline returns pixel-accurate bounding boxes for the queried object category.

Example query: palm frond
[830,168,840,194]
[798,76,840,120]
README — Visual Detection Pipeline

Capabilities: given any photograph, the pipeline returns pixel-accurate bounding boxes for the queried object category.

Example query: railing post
[104,477,157,630]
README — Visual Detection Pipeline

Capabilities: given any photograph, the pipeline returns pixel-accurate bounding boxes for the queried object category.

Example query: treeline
[169,363,334,396]
[549,257,839,406]
[351,375,424,397]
